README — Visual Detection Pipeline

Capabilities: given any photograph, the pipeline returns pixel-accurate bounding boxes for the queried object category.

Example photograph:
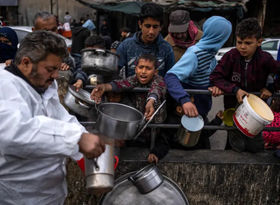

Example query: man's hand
[90,84,111,104]
[147,153,158,164]
[260,88,272,100]
[145,99,155,120]
[236,88,249,103]
[182,101,199,117]
[208,86,224,97]
[73,79,83,91]
[60,62,70,71]
[78,133,105,159]
[5,59,12,66]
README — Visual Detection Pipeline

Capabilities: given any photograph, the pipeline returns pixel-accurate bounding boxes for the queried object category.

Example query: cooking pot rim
[81,48,120,58]
[68,85,95,106]
[131,164,156,181]
[97,102,143,123]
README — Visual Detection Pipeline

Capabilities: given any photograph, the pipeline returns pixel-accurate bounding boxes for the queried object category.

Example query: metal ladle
[133,99,166,140]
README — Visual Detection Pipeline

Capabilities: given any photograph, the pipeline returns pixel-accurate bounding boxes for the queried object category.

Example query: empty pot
[81,48,119,76]
[176,115,204,147]
[128,164,163,194]
[95,103,144,140]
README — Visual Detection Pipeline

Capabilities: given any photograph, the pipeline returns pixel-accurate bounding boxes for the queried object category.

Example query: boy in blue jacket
[165,16,232,120]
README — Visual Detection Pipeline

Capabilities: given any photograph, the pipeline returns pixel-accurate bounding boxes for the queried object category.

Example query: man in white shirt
[0,30,105,204]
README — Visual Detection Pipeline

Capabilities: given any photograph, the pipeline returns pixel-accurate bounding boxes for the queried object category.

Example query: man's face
[135,59,157,85]
[236,36,262,60]
[121,31,127,38]
[171,32,187,41]
[0,36,12,45]
[27,54,61,90]
[138,17,161,44]
[34,17,58,33]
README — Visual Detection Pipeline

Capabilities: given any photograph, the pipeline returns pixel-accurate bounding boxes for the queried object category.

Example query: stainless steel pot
[95,103,144,140]
[81,48,119,76]
[85,144,116,194]
[64,85,96,118]
[176,115,204,147]
[100,171,189,205]
[128,164,164,194]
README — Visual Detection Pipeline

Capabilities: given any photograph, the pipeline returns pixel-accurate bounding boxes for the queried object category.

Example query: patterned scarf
[171,20,198,48]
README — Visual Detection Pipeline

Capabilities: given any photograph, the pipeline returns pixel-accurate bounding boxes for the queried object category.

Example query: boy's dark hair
[120,27,131,33]
[270,97,280,113]
[85,34,105,48]
[235,18,262,40]
[139,3,163,25]
[136,53,158,69]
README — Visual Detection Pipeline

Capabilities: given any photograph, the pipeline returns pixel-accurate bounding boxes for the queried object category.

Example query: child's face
[135,59,157,85]
[236,36,262,60]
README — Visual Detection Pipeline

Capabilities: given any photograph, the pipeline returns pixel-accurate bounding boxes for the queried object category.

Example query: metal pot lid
[100,171,189,205]
[181,115,204,132]
[81,48,120,58]
[68,85,95,106]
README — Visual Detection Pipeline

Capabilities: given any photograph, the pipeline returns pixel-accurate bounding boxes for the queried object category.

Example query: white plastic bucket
[233,94,274,138]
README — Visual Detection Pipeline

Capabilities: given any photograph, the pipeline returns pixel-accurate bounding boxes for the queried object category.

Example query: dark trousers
[227,129,264,153]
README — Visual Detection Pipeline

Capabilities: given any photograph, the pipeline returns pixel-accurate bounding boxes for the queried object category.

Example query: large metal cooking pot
[128,164,163,194]
[64,85,96,119]
[95,103,144,140]
[81,48,119,76]
[100,169,189,205]
[85,144,118,194]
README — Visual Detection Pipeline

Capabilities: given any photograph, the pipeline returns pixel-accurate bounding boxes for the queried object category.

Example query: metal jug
[84,144,118,194]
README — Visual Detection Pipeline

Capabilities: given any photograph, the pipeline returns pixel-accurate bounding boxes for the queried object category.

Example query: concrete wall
[65,148,280,205]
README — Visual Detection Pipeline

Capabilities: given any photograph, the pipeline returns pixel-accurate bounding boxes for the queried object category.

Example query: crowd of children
[2,3,280,162]
[86,5,280,162]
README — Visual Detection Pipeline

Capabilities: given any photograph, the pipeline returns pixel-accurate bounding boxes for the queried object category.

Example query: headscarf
[0,27,18,63]
[196,16,232,53]
[82,19,96,31]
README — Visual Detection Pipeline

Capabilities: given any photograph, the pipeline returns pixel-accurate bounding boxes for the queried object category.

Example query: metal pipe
[79,122,280,131]
[85,86,280,96]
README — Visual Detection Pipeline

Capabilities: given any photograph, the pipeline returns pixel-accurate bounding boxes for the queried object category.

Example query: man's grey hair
[14,30,67,65]
[33,11,56,27]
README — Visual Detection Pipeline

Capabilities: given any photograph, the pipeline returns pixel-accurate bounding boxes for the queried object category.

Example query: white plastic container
[233,94,274,137]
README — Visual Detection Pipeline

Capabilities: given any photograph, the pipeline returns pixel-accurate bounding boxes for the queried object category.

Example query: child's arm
[145,98,155,120]
[90,83,112,104]
[210,50,238,93]
[148,134,170,163]
[148,75,166,103]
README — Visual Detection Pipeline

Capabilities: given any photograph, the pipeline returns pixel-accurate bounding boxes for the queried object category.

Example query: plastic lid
[181,115,204,132]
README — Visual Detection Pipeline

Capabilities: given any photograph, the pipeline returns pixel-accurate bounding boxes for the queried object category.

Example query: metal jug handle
[92,158,99,171]
[114,156,119,170]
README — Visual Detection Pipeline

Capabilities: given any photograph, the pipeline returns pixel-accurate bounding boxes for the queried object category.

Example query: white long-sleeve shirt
[0,68,86,205]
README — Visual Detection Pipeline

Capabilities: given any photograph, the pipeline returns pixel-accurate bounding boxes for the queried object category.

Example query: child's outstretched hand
[145,99,155,120]
[216,110,224,120]
[208,86,224,97]
[260,88,272,99]
[236,88,249,103]
[147,153,158,164]
[182,102,198,117]
[73,79,83,91]
[90,84,110,104]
